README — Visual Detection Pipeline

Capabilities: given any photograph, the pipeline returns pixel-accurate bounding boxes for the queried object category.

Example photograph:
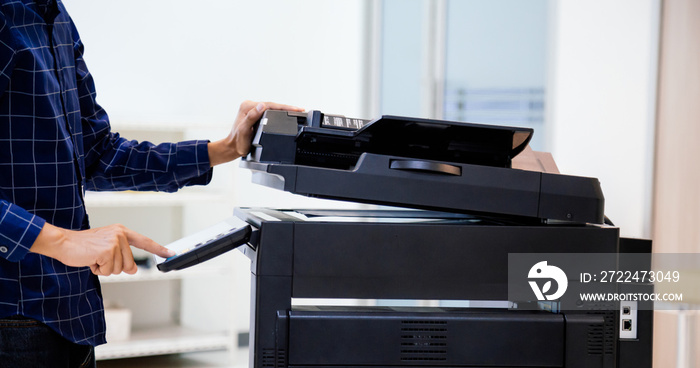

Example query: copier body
[235,208,653,368]
[235,110,653,368]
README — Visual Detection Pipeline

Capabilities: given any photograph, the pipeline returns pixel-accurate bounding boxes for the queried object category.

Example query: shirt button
[0,246,7,253]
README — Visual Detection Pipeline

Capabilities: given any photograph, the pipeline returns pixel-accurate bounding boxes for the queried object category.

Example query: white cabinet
[84,124,251,362]
[95,264,235,360]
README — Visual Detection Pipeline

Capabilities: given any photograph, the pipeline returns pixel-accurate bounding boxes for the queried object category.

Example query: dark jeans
[0,315,96,368]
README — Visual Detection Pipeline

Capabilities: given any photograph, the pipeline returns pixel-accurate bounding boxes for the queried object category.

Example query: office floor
[97,350,247,368]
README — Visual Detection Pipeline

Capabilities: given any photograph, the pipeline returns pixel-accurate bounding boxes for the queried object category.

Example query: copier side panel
[247,221,295,368]
[290,221,619,301]
[287,308,565,367]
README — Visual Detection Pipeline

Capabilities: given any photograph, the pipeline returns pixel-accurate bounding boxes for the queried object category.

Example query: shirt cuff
[173,140,214,187]
[0,201,47,262]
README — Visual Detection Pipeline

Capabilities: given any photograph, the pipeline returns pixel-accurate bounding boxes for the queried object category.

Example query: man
[0,1,301,366]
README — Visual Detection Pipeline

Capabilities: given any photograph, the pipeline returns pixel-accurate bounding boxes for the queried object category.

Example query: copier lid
[295,114,534,169]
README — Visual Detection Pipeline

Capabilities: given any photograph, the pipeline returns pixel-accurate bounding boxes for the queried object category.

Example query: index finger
[125,229,175,258]
[260,102,304,112]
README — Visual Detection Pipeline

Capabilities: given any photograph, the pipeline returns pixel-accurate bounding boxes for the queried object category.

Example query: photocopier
[159,110,654,368]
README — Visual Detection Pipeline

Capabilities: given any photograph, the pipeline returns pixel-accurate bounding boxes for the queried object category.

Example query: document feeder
[243,110,605,224]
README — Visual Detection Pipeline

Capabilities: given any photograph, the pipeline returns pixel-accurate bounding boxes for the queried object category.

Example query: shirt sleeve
[0,11,44,262]
[0,200,46,262]
[68,19,213,192]
[0,10,18,97]
[84,137,214,192]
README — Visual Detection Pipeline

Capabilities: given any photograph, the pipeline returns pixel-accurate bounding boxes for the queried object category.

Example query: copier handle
[389,159,462,176]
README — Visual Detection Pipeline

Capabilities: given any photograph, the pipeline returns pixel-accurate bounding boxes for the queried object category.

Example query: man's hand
[208,100,304,167]
[30,222,175,276]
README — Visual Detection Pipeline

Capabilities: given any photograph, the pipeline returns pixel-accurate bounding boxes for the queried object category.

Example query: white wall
[64,0,368,125]
[547,0,660,238]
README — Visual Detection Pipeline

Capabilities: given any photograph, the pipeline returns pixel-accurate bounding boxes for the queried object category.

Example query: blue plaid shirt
[0,0,213,345]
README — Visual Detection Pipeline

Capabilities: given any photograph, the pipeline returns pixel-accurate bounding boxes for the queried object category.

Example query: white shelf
[85,191,227,207]
[110,121,226,131]
[95,325,231,360]
[83,123,243,365]
[99,263,232,284]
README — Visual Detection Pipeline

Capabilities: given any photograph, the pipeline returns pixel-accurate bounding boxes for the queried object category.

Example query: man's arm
[40,99,300,276]
[29,222,175,276]
[0,199,173,276]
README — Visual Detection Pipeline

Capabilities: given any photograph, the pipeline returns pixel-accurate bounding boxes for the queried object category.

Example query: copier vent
[587,323,605,355]
[602,311,616,355]
[261,348,286,368]
[584,310,616,356]
[400,320,448,361]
